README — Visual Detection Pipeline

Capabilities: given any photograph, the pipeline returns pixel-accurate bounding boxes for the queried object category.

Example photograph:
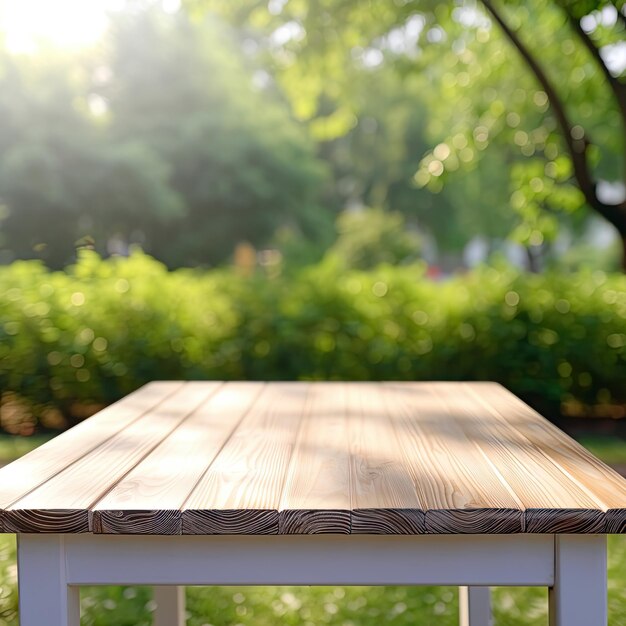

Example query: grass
[0,434,624,625]
[576,434,626,465]
[0,434,54,466]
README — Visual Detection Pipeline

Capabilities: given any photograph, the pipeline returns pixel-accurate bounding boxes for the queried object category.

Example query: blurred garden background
[0,0,626,623]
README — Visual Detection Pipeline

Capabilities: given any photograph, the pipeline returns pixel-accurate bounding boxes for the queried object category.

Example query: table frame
[17,533,606,626]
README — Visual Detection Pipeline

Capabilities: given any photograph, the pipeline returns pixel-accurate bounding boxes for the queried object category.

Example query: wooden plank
[279,383,351,534]
[183,383,307,534]
[92,383,262,534]
[384,383,523,534]
[0,381,182,531]
[440,383,604,533]
[5,382,220,533]
[4,380,622,538]
[348,383,425,534]
[469,383,626,533]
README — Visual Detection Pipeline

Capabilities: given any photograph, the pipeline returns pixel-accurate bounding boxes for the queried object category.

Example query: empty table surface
[1,381,625,535]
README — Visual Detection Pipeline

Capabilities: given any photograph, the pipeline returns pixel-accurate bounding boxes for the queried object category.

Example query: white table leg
[17,535,80,626]
[549,535,607,626]
[154,586,186,626]
[459,586,492,626]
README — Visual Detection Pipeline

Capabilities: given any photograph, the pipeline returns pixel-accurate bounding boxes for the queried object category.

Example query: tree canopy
[0,8,330,268]
[197,0,626,267]
[1,0,624,270]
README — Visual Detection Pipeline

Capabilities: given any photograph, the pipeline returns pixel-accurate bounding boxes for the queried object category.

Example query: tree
[0,46,183,268]
[100,8,331,266]
[481,0,626,266]
[197,0,626,268]
[326,207,422,269]
[319,64,519,255]
[0,6,332,268]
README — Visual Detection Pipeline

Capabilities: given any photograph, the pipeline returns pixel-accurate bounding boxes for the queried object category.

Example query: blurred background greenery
[1,251,626,434]
[1,0,626,623]
[0,0,624,432]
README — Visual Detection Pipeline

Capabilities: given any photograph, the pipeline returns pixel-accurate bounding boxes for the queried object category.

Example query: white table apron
[17,533,607,626]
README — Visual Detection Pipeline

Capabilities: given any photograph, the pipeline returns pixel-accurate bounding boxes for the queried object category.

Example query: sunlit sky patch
[0,0,180,54]
[0,0,624,74]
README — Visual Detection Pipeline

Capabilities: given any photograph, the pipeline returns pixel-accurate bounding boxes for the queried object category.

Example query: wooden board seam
[429,383,527,513]
[177,383,268,514]
[465,384,610,513]
[277,383,353,534]
[84,382,225,530]
[1,382,186,513]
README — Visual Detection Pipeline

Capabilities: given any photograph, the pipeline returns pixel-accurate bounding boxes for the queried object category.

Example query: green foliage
[325,208,421,269]
[0,47,184,268]
[202,0,626,255]
[0,434,52,464]
[316,68,517,251]
[104,9,331,267]
[1,251,625,427]
[2,1,623,268]
[0,8,331,269]
[577,435,626,464]
[411,0,624,247]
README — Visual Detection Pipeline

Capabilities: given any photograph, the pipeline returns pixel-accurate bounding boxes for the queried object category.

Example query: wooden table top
[0,381,624,536]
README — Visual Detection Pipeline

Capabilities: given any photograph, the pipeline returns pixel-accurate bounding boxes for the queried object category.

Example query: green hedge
[1,251,625,429]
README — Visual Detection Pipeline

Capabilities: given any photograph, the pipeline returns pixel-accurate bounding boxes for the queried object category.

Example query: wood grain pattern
[348,383,425,534]
[384,383,523,534]
[279,383,351,533]
[468,383,626,533]
[0,381,182,531]
[436,383,605,533]
[5,383,220,533]
[1,381,625,535]
[182,383,307,534]
[92,383,262,534]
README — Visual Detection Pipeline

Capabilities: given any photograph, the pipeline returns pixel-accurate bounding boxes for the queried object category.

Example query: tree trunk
[481,0,626,270]
[592,199,626,271]
[526,245,542,273]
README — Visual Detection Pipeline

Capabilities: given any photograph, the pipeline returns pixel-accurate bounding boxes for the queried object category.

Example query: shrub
[325,208,422,270]
[0,250,625,429]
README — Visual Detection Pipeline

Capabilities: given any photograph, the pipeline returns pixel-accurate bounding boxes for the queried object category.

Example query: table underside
[0,381,625,535]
